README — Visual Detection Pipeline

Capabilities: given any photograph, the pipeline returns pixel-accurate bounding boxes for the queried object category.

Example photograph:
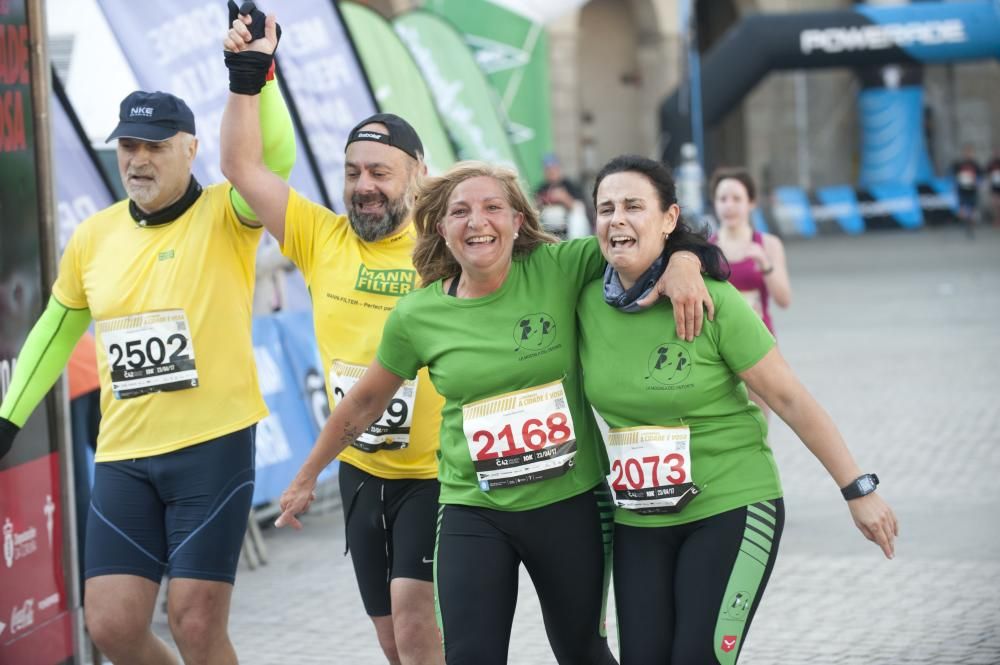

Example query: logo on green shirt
[354,265,416,296]
[158,249,175,261]
[647,343,692,385]
[513,313,556,351]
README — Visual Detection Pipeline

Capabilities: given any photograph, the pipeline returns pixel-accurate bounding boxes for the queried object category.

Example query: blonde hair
[412,161,558,285]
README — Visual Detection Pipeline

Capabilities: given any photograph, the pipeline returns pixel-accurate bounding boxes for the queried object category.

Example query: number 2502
[109,334,188,371]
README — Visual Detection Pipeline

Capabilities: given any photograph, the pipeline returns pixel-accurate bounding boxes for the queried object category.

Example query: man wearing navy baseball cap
[0,77,295,664]
[222,7,445,664]
[105,90,203,224]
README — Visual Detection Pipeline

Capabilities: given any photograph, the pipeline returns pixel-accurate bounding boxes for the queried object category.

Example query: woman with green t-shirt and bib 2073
[274,161,712,665]
[577,155,899,665]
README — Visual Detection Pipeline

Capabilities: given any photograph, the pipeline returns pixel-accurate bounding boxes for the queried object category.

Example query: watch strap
[841,473,879,501]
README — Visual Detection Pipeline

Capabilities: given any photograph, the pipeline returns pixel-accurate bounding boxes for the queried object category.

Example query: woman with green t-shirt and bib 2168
[274,161,714,665]
[577,155,898,665]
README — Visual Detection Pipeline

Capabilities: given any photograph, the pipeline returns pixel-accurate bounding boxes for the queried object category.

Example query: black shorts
[434,485,617,665]
[614,499,784,665]
[85,426,256,584]
[339,461,440,617]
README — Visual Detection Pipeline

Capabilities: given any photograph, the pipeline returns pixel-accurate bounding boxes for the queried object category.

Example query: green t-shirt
[577,277,782,527]
[377,238,610,511]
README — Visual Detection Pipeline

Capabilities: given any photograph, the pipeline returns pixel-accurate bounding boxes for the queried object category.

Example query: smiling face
[437,175,523,281]
[117,132,197,213]
[344,123,418,241]
[595,171,679,288]
[713,177,755,231]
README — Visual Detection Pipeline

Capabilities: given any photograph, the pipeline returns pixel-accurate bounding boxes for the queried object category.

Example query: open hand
[274,479,318,530]
[638,252,714,341]
[848,492,899,559]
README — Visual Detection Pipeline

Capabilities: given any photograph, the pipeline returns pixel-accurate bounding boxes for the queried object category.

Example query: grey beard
[347,196,409,242]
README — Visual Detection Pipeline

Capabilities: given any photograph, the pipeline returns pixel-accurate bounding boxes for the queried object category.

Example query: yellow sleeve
[51,226,88,310]
[280,187,325,283]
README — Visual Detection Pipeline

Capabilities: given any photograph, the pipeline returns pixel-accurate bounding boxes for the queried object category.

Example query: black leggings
[614,499,784,665]
[435,486,618,665]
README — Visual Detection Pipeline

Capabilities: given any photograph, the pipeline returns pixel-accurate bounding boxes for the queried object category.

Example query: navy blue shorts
[85,426,256,584]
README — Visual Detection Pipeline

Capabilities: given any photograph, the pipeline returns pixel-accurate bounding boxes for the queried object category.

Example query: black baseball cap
[345,113,423,161]
[106,91,196,143]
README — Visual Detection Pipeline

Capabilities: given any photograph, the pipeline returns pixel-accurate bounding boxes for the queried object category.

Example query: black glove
[228,1,282,43]
[0,417,19,461]
[224,1,282,95]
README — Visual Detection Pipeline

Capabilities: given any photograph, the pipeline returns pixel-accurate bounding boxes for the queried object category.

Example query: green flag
[394,11,520,171]
[340,2,457,174]
[424,0,555,188]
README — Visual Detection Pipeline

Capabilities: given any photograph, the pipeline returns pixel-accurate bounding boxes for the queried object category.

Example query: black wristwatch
[840,473,879,501]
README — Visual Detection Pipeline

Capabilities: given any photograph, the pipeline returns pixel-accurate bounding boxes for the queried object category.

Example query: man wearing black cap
[0,79,295,662]
[221,12,444,665]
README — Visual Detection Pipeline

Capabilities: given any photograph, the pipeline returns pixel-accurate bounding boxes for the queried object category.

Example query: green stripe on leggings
[433,505,445,650]
[594,485,614,639]
[713,501,777,664]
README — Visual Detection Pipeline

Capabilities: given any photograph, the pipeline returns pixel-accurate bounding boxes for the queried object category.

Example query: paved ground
[148,226,1000,664]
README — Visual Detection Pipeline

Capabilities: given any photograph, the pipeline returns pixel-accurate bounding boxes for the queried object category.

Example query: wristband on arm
[224,1,282,95]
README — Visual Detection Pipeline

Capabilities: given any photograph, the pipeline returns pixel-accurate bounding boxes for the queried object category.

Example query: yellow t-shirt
[53,183,268,462]
[282,189,441,480]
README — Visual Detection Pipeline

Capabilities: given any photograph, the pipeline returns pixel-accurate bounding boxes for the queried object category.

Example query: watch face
[859,476,875,493]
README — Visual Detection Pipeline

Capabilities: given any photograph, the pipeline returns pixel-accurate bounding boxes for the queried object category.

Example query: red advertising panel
[0,456,73,663]
[0,0,76,662]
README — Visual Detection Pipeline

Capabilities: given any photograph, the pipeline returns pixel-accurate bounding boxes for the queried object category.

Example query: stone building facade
[358,0,1000,196]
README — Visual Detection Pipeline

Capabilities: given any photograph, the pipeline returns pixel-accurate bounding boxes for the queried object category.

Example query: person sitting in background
[710,167,791,419]
[535,153,591,239]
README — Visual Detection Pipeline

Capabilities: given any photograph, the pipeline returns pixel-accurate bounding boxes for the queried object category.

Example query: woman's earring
[514,232,520,239]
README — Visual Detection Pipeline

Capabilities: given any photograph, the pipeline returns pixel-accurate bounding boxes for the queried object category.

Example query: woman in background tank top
[710,167,792,418]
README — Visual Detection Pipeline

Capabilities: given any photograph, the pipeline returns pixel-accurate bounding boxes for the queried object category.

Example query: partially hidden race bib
[97,309,198,400]
[958,169,976,188]
[463,379,577,491]
[330,360,416,452]
[991,170,1000,187]
[605,426,699,514]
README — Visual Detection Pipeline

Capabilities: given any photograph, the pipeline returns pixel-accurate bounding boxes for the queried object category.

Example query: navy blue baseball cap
[106,91,196,143]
